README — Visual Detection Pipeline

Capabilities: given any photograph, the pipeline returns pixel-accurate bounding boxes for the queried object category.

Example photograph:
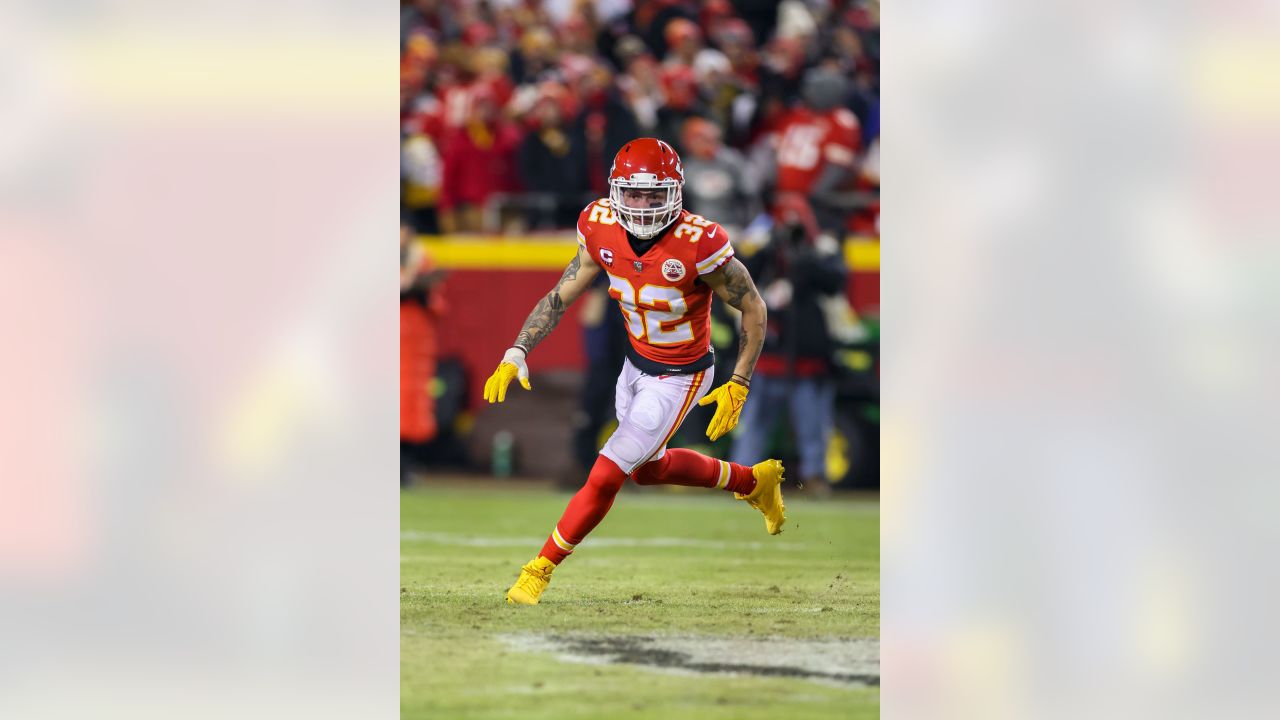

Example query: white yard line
[617,495,880,516]
[400,531,806,551]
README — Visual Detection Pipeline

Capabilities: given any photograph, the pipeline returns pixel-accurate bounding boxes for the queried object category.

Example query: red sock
[632,448,756,495]
[538,455,628,564]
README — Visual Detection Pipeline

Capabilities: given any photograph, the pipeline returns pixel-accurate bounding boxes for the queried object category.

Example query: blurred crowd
[401,0,880,493]
[401,0,879,236]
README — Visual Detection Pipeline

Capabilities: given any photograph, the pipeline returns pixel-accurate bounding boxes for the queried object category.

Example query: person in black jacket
[517,89,588,228]
[729,195,847,495]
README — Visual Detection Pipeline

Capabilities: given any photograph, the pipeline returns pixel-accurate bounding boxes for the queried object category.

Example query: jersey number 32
[606,274,692,345]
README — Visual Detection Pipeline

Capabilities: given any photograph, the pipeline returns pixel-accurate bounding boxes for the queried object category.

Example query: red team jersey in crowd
[577,199,734,370]
[774,106,861,195]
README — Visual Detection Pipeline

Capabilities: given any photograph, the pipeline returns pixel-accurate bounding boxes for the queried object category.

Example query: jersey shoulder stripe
[696,238,734,275]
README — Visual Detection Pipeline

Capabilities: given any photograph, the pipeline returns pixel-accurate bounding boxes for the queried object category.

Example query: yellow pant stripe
[658,371,704,449]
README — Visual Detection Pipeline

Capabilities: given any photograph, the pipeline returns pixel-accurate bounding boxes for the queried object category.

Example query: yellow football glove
[482,348,531,403]
[697,379,749,441]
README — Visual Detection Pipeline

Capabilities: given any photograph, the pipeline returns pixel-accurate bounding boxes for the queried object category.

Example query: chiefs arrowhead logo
[662,259,686,282]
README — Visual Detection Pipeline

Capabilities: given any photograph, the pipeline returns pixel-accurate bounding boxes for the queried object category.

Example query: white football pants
[599,358,715,474]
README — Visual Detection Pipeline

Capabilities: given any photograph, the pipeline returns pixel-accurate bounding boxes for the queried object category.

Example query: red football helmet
[608,138,685,239]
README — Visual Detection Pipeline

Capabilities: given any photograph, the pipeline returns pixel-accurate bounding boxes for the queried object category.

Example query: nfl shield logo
[633,261,644,272]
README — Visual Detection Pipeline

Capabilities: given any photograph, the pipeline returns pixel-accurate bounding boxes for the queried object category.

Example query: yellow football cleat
[736,459,787,535]
[506,556,557,605]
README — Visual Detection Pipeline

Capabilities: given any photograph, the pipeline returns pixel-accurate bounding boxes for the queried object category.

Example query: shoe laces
[517,566,549,590]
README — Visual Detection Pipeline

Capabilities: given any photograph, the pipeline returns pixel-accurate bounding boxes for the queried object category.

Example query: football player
[483,138,785,606]
[772,66,860,230]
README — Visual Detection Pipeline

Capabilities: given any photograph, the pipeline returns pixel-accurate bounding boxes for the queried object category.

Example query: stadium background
[400,0,879,492]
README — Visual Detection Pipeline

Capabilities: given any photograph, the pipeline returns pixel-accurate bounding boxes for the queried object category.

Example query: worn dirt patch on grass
[500,633,879,687]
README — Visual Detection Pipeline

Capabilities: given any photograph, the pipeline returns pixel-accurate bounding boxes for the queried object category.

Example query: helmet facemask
[609,175,682,240]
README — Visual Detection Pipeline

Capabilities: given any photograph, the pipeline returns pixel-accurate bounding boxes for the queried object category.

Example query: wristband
[730,374,751,388]
[511,344,530,357]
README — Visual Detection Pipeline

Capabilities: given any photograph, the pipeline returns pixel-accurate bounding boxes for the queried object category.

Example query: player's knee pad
[601,397,665,471]
[602,433,646,474]
[602,393,670,473]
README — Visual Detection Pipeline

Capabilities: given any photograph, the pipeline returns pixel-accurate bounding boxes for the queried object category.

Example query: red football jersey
[577,199,734,368]
[774,107,861,195]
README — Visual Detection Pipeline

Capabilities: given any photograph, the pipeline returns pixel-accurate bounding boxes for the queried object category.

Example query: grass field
[402,481,880,719]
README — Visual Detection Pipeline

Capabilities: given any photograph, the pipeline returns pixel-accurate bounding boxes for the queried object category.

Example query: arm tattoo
[736,308,765,379]
[514,253,580,352]
[720,259,755,309]
[719,259,765,378]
